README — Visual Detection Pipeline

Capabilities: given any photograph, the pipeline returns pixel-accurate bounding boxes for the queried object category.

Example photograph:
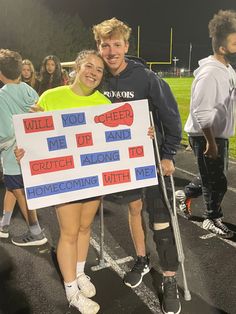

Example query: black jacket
[103,59,182,160]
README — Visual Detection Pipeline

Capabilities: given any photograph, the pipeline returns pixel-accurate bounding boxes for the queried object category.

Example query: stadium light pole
[173,56,179,75]
[188,42,192,74]
[169,27,173,63]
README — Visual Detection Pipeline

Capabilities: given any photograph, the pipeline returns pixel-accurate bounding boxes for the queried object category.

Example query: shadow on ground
[0,247,31,314]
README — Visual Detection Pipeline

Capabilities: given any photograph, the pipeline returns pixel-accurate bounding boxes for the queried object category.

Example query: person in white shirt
[184,10,236,238]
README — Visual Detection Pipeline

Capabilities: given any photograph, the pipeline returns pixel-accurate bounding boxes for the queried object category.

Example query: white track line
[90,234,162,314]
[91,256,134,271]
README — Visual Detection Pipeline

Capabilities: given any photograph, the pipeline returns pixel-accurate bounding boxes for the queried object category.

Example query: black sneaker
[11,230,48,246]
[123,255,150,288]
[162,276,181,314]
[203,218,234,239]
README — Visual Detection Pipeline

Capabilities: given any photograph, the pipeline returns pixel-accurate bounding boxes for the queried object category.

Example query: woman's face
[22,64,32,79]
[46,59,56,74]
[76,54,104,90]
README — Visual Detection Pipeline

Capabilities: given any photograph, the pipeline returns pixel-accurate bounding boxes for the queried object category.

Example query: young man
[93,18,182,314]
[184,10,236,238]
[0,49,47,246]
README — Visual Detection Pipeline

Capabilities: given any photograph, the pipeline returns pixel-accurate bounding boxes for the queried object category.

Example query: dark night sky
[46,0,236,70]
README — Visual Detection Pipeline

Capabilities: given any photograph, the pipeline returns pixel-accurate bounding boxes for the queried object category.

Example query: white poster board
[13,99,158,209]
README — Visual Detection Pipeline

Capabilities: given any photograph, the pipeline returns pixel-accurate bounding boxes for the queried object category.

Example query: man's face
[222,33,236,65]
[97,36,129,76]
[225,33,236,53]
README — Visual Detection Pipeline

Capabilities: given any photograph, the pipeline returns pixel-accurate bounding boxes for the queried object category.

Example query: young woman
[16,50,111,314]
[21,59,39,90]
[37,55,68,95]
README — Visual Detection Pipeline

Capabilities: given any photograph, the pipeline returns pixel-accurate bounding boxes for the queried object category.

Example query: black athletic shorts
[4,174,24,190]
[104,188,143,204]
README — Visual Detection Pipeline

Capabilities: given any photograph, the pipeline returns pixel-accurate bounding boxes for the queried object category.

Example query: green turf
[164,77,236,158]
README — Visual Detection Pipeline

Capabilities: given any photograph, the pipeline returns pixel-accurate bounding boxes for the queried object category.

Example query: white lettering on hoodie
[103,91,135,99]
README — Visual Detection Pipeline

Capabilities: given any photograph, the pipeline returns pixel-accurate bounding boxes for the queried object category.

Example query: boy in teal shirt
[0,49,47,246]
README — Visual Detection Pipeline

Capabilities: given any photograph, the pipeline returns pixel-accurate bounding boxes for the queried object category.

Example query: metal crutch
[91,196,108,272]
[98,196,106,267]
[150,111,191,301]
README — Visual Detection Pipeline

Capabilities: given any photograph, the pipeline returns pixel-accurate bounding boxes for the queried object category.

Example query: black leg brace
[153,226,179,272]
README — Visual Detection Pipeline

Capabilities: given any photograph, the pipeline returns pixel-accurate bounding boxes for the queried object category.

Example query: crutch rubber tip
[184,290,191,301]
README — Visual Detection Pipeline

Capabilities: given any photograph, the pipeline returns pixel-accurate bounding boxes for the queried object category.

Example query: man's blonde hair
[93,17,131,44]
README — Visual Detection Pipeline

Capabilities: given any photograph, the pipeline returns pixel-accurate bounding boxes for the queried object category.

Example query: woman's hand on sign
[30,104,44,113]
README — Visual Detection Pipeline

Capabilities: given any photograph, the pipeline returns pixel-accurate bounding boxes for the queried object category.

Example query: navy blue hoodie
[103,59,182,160]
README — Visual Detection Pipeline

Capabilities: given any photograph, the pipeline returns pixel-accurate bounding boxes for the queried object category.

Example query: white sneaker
[69,290,100,314]
[77,273,96,298]
[203,218,234,239]
[0,225,9,238]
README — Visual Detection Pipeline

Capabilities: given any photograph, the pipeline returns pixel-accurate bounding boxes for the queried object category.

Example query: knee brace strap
[153,227,179,272]
[153,222,170,230]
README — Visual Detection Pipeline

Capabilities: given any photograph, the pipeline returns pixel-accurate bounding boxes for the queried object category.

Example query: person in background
[93,18,182,314]
[0,189,17,238]
[184,10,236,238]
[37,55,68,95]
[21,59,39,90]
[0,49,47,246]
[1,58,40,238]
[1,58,40,223]
[15,50,111,314]
[0,81,3,184]
[176,41,236,220]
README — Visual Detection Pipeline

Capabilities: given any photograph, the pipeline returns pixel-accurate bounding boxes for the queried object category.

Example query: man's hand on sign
[160,159,175,176]
[148,126,155,139]
[14,147,25,163]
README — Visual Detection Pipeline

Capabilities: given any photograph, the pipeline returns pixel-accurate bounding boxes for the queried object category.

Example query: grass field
[164,77,236,159]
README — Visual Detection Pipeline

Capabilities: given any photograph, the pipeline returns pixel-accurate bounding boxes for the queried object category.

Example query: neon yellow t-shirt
[38,86,111,111]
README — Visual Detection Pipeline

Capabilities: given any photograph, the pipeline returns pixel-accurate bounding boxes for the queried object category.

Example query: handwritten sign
[13,100,158,209]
